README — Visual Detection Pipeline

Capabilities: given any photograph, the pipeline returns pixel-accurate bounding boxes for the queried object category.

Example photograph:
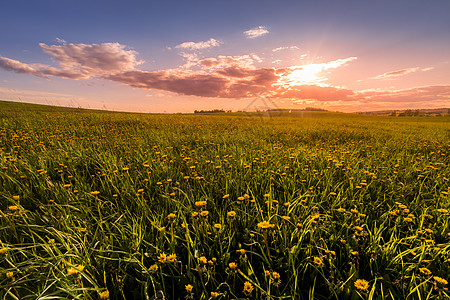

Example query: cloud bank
[1,42,449,108]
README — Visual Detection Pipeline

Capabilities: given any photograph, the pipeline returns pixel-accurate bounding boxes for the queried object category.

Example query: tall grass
[0,106,449,299]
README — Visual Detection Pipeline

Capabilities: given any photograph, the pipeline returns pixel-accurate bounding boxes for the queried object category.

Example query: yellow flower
[257,221,274,229]
[158,253,167,263]
[67,265,84,275]
[243,281,254,294]
[211,292,219,299]
[419,267,432,275]
[0,248,8,255]
[272,272,280,280]
[355,226,363,232]
[437,208,448,213]
[227,211,236,218]
[191,212,198,217]
[8,206,18,211]
[237,249,246,255]
[403,217,413,223]
[200,210,209,217]
[265,270,271,277]
[12,195,20,200]
[337,208,346,213]
[214,223,222,230]
[354,279,369,291]
[195,200,207,207]
[167,213,176,220]
[434,276,448,286]
[199,256,207,265]
[6,271,13,279]
[229,262,237,270]
[99,290,110,299]
[282,216,291,221]
[149,264,158,273]
[223,194,229,199]
[90,191,100,196]
[351,251,359,256]
[351,209,358,214]
[167,253,176,262]
[313,257,323,266]
[185,284,193,293]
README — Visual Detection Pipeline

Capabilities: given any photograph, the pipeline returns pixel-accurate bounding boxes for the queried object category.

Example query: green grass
[0,101,449,299]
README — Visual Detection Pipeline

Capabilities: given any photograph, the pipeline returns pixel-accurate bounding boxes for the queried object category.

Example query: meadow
[0,101,449,299]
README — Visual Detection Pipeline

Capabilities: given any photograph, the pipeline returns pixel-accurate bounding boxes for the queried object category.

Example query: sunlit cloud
[373,67,419,79]
[272,46,300,52]
[244,26,269,39]
[175,38,222,50]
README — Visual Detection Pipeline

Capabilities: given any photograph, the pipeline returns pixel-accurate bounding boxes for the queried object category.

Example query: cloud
[353,85,450,103]
[374,67,419,79]
[0,42,143,80]
[175,38,222,50]
[272,46,300,52]
[244,26,269,39]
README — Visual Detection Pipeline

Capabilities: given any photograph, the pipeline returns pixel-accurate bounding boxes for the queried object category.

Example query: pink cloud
[175,38,222,50]
[244,26,269,39]
[374,67,419,79]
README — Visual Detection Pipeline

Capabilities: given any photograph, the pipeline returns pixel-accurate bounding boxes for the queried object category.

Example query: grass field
[0,101,449,299]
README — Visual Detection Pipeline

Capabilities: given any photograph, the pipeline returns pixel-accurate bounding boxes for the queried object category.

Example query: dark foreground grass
[0,103,449,299]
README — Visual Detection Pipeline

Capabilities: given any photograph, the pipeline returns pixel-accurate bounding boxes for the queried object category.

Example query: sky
[1,0,450,113]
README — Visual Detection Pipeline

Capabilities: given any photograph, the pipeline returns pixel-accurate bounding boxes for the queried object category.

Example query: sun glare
[282,64,326,86]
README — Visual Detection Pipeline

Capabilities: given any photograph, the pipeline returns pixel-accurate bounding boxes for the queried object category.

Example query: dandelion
[243,281,254,294]
[403,217,413,223]
[149,264,158,273]
[167,253,176,262]
[337,208,346,213]
[200,210,209,217]
[434,276,448,286]
[199,256,207,265]
[167,213,176,220]
[211,292,219,299]
[158,253,167,263]
[355,226,364,232]
[0,248,8,255]
[99,290,110,300]
[227,211,236,218]
[237,249,246,255]
[8,206,18,211]
[195,200,207,207]
[419,267,432,275]
[313,257,323,266]
[90,191,100,196]
[257,221,275,229]
[273,272,280,280]
[191,212,199,217]
[12,195,19,200]
[185,284,193,293]
[229,262,237,270]
[354,279,369,291]
[68,265,84,275]
[351,251,359,256]
[213,223,222,230]
[351,209,358,214]
[6,271,13,279]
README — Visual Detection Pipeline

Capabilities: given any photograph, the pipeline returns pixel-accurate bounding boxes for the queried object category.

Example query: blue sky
[1,0,449,112]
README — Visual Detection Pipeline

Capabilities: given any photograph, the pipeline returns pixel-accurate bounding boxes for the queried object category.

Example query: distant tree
[390,110,397,116]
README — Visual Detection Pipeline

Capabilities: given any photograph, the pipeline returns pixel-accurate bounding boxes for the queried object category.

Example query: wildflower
[329,192,337,196]
[227,211,236,218]
[273,272,280,280]
[167,213,176,220]
[223,194,229,199]
[237,249,246,255]
[8,206,18,211]
[149,264,158,273]
[191,212,198,217]
[403,217,413,223]
[284,202,290,207]
[199,256,207,265]
[213,223,222,230]
[337,208,346,213]
[340,239,346,244]
[282,216,291,221]
[398,204,407,210]
[158,253,167,263]
[313,257,323,266]
[434,276,448,286]
[200,210,209,217]
[229,262,237,270]
[351,209,358,214]
[354,279,369,291]
[90,191,100,196]
[167,253,176,262]
[264,194,270,198]
[12,195,19,200]
[0,248,8,255]
[437,208,448,213]
[355,226,364,232]
[195,201,207,207]
[265,270,271,277]
[211,292,219,299]
[425,228,433,234]
[67,265,84,275]
[243,281,254,294]
[185,284,193,293]
[389,210,398,216]
[351,251,359,256]
[99,290,110,300]
[6,271,13,279]
[419,267,432,276]
[257,221,275,229]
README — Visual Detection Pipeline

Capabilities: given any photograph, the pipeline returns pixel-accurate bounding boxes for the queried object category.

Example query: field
[0,101,449,299]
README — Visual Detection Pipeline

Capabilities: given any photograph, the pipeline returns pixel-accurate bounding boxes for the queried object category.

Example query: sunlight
[283,64,326,86]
